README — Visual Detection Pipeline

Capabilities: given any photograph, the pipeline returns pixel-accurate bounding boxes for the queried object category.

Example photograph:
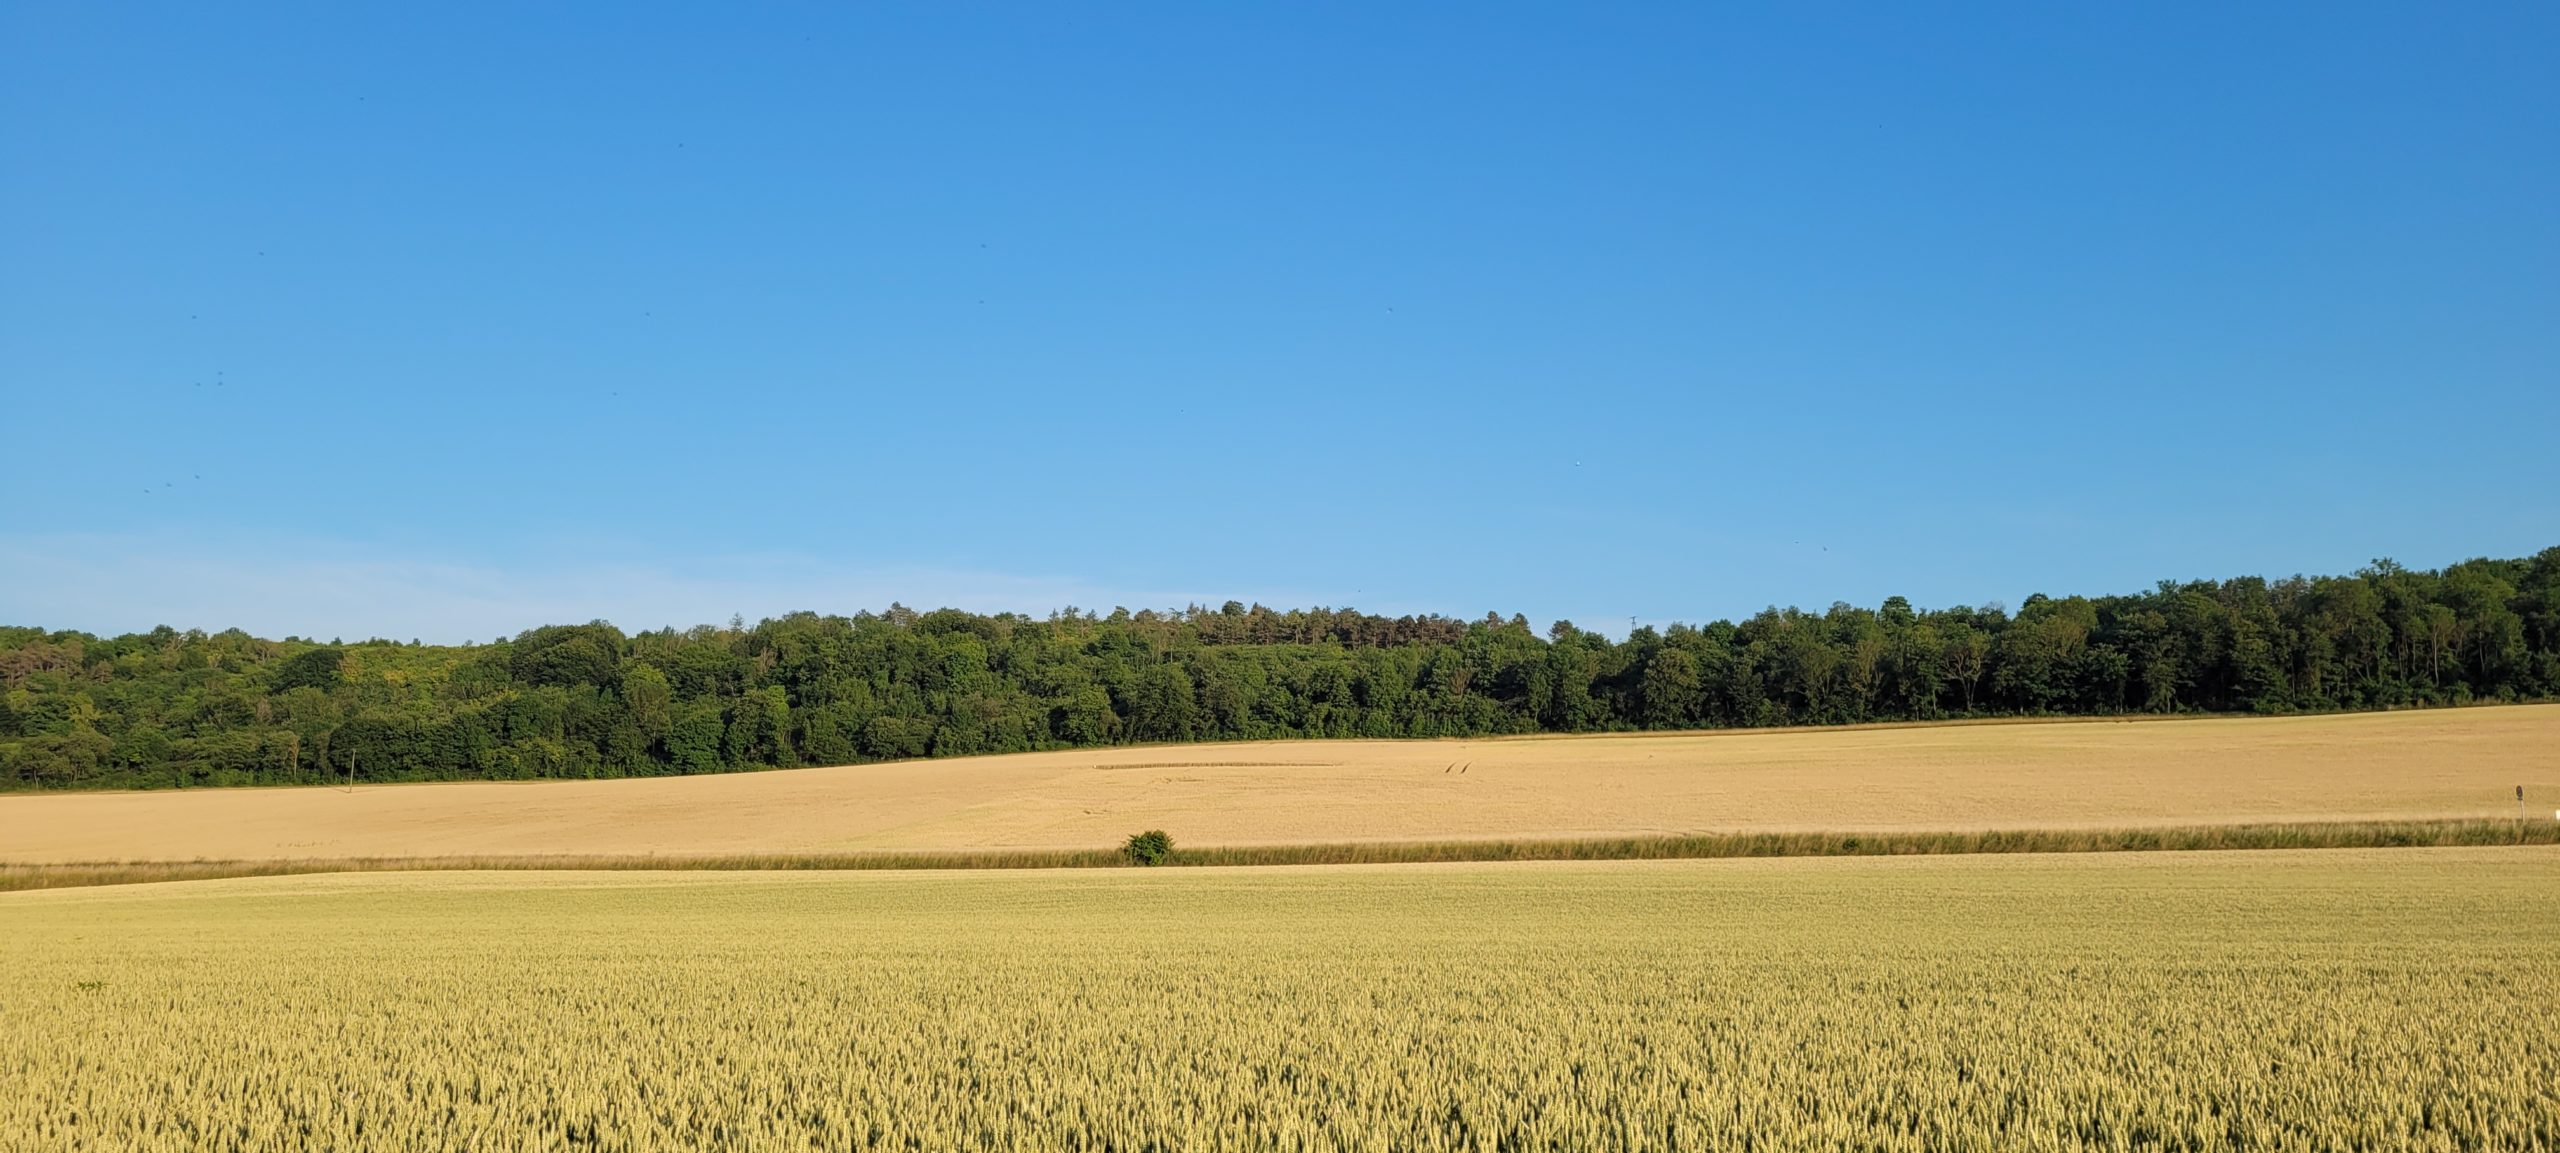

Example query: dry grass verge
[7,818,2553,892]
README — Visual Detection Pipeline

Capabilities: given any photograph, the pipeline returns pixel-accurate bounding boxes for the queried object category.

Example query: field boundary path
[8,816,2555,892]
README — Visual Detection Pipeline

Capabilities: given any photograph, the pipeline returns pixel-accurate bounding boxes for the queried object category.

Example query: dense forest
[3,549,2555,790]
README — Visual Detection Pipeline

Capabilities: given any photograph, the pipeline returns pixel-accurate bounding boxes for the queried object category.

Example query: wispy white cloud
[0,532,1232,642]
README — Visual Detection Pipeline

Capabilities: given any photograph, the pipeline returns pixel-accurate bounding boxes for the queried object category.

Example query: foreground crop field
[3,705,2555,863]
[5,849,2556,1150]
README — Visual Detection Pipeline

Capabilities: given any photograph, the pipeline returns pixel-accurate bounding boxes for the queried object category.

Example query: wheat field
[5,848,2554,1151]
[2,706,2553,864]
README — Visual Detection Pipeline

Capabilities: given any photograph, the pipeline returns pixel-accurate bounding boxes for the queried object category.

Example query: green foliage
[509,623,626,689]
[2,547,2556,790]
[267,647,345,694]
[1123,829,1173,866]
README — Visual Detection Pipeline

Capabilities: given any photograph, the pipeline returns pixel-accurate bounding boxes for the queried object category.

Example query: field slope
[2,705,2553,864]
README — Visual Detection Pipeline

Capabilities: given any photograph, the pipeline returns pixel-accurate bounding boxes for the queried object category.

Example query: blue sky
[4,2,2554,642]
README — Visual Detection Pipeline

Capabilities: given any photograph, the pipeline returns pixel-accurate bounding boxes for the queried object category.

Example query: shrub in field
[1123,829,1172,866]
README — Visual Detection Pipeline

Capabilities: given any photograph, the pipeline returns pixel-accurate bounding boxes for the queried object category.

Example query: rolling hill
[2,705,2552,863]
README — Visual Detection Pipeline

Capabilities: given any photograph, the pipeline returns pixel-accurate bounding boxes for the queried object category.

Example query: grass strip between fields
[5,818,2556,892]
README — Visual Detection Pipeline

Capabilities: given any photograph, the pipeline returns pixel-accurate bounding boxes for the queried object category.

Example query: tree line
[3,548,2554,790]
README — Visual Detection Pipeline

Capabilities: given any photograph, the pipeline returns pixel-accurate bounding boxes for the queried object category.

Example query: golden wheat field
[3,848,2554,1151]
[2,706,2554,863]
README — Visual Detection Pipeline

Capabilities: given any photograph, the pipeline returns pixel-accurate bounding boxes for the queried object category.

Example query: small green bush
[1123,830,1172,866]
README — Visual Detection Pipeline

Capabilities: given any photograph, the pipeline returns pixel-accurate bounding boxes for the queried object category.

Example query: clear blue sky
[4,2,2554,642]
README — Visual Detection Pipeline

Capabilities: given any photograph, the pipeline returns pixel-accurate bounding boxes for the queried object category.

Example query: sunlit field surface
[4,705,2554,863]
[6,849,2555,1151]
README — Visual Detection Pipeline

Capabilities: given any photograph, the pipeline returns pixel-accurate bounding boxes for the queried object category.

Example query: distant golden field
[1,706,2552,864]
[5,848,2554,1150]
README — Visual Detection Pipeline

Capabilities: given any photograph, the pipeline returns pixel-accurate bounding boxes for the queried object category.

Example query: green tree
[267,647,345,694]
[1639,646,1701,729]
